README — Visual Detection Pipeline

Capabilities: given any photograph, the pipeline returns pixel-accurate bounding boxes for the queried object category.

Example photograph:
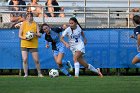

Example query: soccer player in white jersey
[60,17,103,78]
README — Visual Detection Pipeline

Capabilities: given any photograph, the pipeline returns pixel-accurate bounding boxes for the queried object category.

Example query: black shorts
[21,47,38,53]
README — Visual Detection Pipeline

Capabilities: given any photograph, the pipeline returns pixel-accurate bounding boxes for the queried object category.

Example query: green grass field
[0,76,140,93]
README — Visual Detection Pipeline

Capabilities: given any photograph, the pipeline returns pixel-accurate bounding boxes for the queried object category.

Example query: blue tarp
[0,28,137,69]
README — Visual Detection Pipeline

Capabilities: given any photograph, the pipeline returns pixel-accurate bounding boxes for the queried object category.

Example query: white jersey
[62,25,85,54]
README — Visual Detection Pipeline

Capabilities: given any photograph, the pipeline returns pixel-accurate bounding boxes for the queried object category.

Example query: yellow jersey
[20,21,38,48]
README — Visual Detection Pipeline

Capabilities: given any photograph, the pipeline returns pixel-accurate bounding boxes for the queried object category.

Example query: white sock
[74,62,80,76]
[23,62,28,75]
[88,64,98,73]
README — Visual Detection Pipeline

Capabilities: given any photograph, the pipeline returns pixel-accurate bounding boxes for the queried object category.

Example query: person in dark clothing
[40,23,73,77]
[9,0,26,10]
[45,0,65,17]
[130,15,140,68]
[9,0,26,28]
[27,0,48,17]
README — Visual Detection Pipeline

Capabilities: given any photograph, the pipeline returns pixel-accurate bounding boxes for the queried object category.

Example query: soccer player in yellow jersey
[19,12,43,77]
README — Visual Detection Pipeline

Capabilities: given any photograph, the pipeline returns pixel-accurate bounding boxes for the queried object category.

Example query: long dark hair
[133,15,140,25]
[40,23,50,34]
[69,17,83,30]
[31,0,39,3]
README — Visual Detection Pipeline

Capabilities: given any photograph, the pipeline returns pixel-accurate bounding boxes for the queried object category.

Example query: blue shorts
[53,42,65,56]
[136,53,140,59]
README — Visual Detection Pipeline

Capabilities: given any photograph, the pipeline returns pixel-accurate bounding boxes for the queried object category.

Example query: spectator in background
[126,8,139,26]
[9,0,26,28]
[130,8,139,19]
[27,0,48,17]
[9,0,26,10]
[45,0,65,17]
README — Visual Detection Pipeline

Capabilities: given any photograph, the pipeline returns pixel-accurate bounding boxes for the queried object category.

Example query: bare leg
[54,53,71,76]
[54,53,64,68]
[132,56,140,64]
[32,52,43,77]
[73,51,83,77]
[78,56,88,68]
[78,55,103,77]
[22,51,28,77]
[132,56,140,68]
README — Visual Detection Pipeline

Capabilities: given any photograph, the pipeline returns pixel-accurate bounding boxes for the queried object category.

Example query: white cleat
[97,68,103,78]
[67,61,73,72]
[38,74,44,77]
[24,74,28,78]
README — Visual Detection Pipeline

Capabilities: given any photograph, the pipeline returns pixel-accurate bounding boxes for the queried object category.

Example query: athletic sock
[88,64,98,73]
[74,62,80,77]
[60,66,70,76]
[62,60,68,69]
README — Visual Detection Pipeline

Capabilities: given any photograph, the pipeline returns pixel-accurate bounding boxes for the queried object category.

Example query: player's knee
[132,60,136,64]
[73,57,78,62]
[132,57,140,64]
[23,58,27,64]
[132,61,134,64]
[35,60,40,64]
[57,62,62,66]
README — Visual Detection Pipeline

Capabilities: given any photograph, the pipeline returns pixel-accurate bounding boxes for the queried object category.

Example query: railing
[0,5,140,28]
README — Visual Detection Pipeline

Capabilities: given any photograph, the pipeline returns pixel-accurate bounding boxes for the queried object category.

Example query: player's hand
[23,37,29,40]
[46,44,49,48]
[84,38,87,45]
[32,32,41,37]
[22,36,26,40]
[65,43,70,48]
[130,35,135,38]
[37,33,41,37]
[32,32,37,37]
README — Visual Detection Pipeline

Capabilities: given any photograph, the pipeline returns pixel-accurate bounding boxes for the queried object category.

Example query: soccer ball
[26,31,34,40]
[49,69,59,78]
